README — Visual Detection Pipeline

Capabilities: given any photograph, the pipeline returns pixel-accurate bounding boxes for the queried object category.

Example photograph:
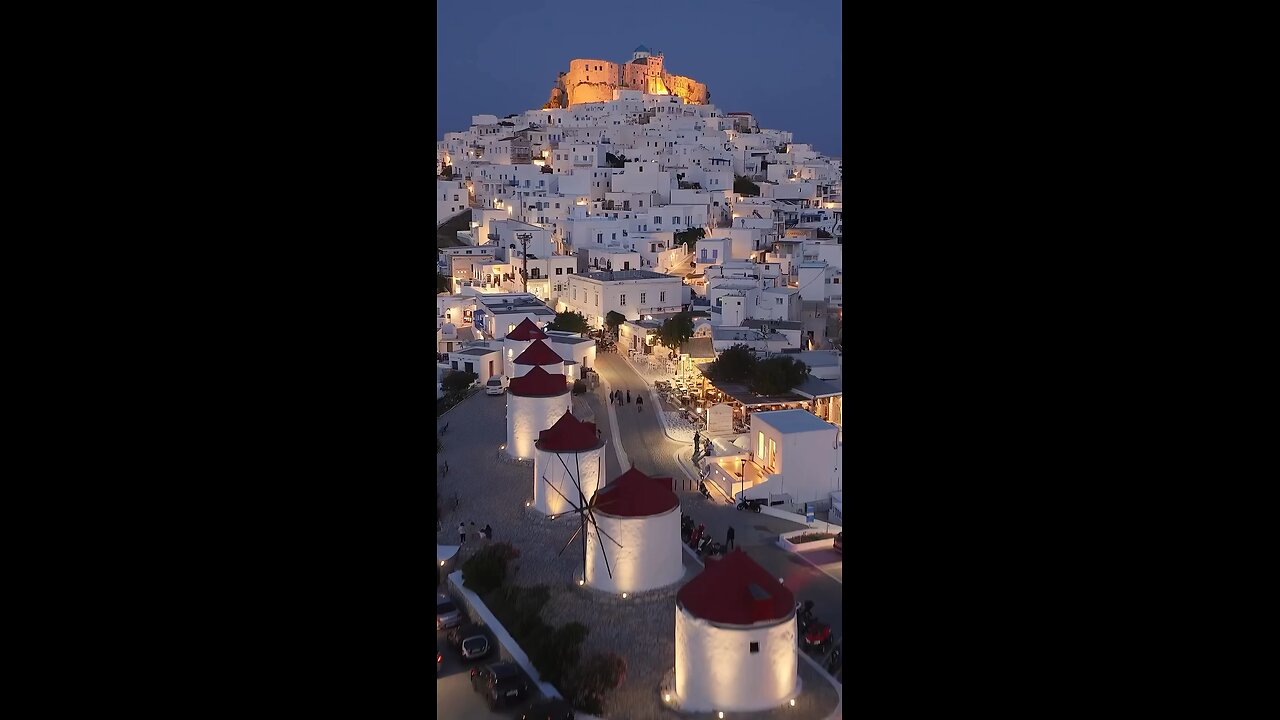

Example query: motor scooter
[689,523,706,548]
[736,498,764,513]
[697,536,723,558]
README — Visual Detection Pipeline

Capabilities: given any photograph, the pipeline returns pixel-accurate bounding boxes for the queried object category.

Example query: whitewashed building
[674,549,798,713]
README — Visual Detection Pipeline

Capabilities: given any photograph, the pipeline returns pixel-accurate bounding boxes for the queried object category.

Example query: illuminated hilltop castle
[545,45,709,109]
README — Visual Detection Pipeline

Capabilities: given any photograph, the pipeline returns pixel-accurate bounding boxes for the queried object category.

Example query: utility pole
[516,232,532,292]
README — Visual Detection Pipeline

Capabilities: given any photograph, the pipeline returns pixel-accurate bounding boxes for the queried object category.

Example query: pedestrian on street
[627,389,631,404]
[694,430,701,449]
[482,523,493,541]
[458,522,466,544]
[637,395,643,411]
[726,525,735,551]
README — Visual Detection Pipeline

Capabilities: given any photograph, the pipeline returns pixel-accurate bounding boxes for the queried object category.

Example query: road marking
[595,374,629,472]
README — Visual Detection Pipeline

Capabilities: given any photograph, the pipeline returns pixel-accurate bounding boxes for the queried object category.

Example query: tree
[548,310,590,334]
[461,542,520,595]
[673,227,705,250]
[442,369,478,395]
[569,652,627,714]
[604,311,626,338]
[657,312,695,355]
[748,356,809,396]
[734,174,760,196]
[604,152,628,169]
[707,343,756,383]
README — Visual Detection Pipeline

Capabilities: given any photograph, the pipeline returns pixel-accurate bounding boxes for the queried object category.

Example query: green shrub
[528,621,588,686]
[461,542,519,595]
[442,369,478,394]
[569,652,627,714]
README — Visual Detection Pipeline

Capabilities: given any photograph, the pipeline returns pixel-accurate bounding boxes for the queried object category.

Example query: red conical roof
[676,548,795,625]
[513,339,564,366]
[537,411,600,452]
[506,318,548,341]
[591,467,678,518]
[508,366,568,396]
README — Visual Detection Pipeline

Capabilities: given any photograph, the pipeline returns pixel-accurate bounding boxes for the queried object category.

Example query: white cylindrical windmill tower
[505,366,571,460]
[585,468,683,594]
[533,411,605,517]
[674,549,798,713]
[511,339,569,379]
[503,318,547,377]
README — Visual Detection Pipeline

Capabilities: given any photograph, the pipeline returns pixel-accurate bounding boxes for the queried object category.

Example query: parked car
[485,376,507,395]
[447,623,490,659]
[517,698,576,719]
[460,635,491,660]
[436,594,463,630]
[471,662,530,709]
[833,531,842,553]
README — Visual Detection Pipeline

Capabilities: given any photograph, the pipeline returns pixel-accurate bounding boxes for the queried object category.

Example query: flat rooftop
[580,270,678,281]
[753,408,836,434]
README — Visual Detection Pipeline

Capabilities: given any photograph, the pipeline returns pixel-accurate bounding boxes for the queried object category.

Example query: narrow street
[592,352,846,644]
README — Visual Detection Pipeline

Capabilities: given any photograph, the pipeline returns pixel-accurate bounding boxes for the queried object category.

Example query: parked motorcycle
[697,537,724,558]
[689,523,706,548]
[802,621,832,655]
[680,514,695,543]
[737,498,764,513]
[795,600,831,655]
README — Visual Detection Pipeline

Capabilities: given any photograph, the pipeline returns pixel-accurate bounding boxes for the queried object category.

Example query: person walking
[626,389,631,404]
[458,522,466,544]
[726,525,736,551]
[636,394,643,412]
[694,430,701,450]
[469,521,477,541]
[482,523,493,541]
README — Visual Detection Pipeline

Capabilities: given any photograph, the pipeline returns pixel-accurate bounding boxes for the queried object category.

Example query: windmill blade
[557,521,585,557]
[541,475,583,513]
[555,451,590,502]
[592,517,614,579]
[586,509,625,549]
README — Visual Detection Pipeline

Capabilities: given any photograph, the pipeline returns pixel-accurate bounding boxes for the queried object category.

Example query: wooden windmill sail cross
[540,450,623,579]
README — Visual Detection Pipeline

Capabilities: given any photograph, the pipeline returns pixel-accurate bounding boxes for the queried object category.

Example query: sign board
[706,403,733,437]
[806,503,815,525]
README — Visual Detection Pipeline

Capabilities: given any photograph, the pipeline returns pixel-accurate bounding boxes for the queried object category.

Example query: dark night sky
[437,0,842,158]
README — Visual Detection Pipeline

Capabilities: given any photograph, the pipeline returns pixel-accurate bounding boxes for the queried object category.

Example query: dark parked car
[833,531,842,553]
[517,698,575,719]
[471,662,530,708]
